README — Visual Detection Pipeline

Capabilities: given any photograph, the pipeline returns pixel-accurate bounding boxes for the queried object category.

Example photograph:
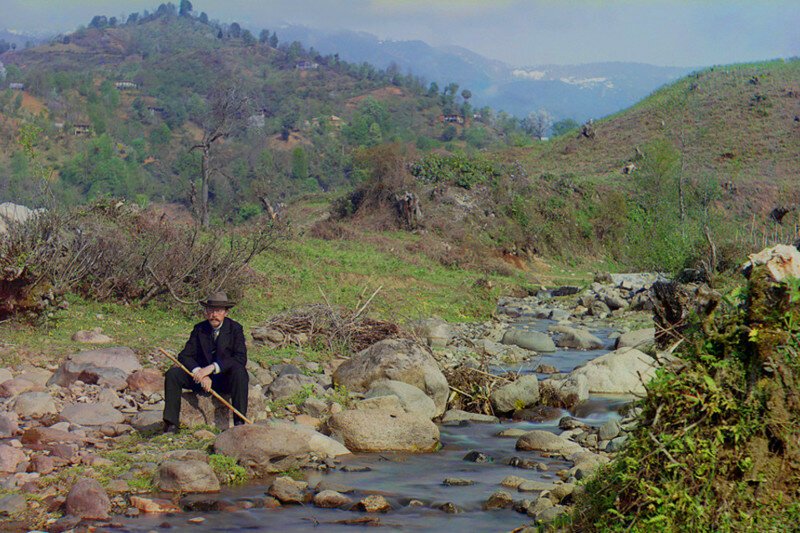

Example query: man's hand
[192,365,215,383]
[199,376,212,393]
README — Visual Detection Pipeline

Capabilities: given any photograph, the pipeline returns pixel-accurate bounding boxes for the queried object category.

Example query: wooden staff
[158,348,252,425]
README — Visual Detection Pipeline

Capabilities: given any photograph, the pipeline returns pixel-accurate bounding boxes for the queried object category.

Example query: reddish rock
[59,403,125,426]
[0,379,37,398]
[126,369,164,394]
[129,495,182,514]
[0,445,26,473]
[47,443,79,461]
[65,478,110,519]
[22,427,85,446]
[28,455,55,475]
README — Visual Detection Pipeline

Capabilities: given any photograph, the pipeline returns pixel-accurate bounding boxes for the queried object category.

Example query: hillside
[0,8,513,219]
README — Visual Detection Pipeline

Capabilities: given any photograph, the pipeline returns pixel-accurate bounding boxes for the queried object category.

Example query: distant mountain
[275,25,695,121]
[0,29,47,50]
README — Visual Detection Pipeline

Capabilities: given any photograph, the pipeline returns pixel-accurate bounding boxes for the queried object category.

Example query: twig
[352,285,383,321]
[465,366,512,382]
[648,432,685,470]
[448,385,475,398]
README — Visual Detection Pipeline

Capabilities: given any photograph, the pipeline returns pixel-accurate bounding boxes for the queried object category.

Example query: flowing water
[121,320,632,532]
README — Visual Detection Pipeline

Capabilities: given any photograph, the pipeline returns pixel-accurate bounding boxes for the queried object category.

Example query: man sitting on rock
[163,292,249,433]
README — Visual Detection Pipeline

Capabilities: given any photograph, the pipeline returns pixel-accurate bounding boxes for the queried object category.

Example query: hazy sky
[3,0,798,67]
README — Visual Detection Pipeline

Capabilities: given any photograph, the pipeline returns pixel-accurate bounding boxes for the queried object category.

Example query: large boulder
[413,317,453,348]
[126,369,164,394]
[540,374,589,405]
[550,326,604,350]
[490,375,540,414]
[180,386,263,430]
[326,408,440,452]
[569,347,659,394]
[214,421,349,476]
[615,328,656,350]
[365,380,437,419]
[266,373,320,401]
[333,339,448,416]
[0,445,26,473]
[0,203,39,234]
[501,329,556,352]
[65,478,110,520]
[156,460,220,493]
[49,347,142,390]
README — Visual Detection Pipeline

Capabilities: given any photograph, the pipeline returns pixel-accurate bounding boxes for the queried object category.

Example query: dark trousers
[163,364,249,426]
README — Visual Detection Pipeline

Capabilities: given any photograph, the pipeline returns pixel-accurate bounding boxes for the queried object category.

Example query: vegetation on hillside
[572,267,800,530]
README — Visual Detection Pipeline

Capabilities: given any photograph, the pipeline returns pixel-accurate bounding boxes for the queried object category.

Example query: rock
[0,378,37,398]
[536,505,567,523]
[365,380,437,419]
[550,326,604,350]
[0,494,26,516]
[0,414,19,437]
[511,405,563,423]
[550,483,575,503]
[180,387,263,430]
[744,244,800,282]
[0,203,39,234]
[21,427,85,446]
[0,445,26,473]
[483,490,514,510]
[16,367,52,387]
[130,410,163,432]
[71,328,113,344]
[500,475,527,488]
[535,364,558,374]
[463,451,492,463]
[440,409,499,424]
[316,480,356,493]
[294,414,322,430]
[516,430,583,455]
[49,347,142,389]
[303,397,328,418]
[13,391,57,418]
[268,476,309,504]
[355,395,405,412]
[603,291,628,311]
[156,460,220,493]
[327,409,440,452]
[313,490,352,509]
[607,435,628,452]
[443,478,474,486]
[589,300,611,318]
[354,494,392,512]
[0,369,12,384]
[549,309,571,321]
[333,339,449,416]
[28,455,55,474]
[266,373,319,401]
[527,497,553,517]
[251,327,285,344]
[540,374,589,406]
[496,428,528,438]
[569,347,659,394]
[598,420,621,441]
[129,495,181,514]
[432,501,461,514]
[65,478,110,519]
[126,369,164,394]
[414,317,453,348]
[213,422,349,476]
[615,328,656,350]
[518,480,557,492]
[59,403,125,426]
[501,329,556,352]
[491,375,540,414]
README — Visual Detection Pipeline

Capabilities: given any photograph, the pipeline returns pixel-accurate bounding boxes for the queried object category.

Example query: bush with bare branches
[0,199,284,319]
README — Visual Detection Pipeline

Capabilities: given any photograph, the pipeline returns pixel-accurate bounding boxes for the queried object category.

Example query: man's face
[204,307,228,328]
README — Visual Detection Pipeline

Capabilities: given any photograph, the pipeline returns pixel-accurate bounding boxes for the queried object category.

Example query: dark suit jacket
[178,317,247,374]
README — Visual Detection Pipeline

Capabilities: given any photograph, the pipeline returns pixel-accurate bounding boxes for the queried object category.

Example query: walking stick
[158,348,253,425]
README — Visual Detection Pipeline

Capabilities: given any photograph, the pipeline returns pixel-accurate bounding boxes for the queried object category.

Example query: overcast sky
[3,0,798,67]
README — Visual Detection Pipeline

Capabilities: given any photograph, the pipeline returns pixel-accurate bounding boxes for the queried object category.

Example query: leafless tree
[191,84,250,227]
[522,109,554,140]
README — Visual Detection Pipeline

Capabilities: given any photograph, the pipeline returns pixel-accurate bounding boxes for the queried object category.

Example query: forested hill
[0,5,519,219]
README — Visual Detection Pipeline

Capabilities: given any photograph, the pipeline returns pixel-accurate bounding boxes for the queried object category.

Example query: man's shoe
[162,421,179,434]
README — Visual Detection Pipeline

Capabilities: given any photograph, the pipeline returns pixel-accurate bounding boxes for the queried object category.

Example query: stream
[121,318,632,532]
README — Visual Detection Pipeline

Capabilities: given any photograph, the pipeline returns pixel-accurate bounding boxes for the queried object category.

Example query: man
[163,292,249,433]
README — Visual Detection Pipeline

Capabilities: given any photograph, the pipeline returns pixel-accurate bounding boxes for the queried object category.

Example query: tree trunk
[201,144,211,228]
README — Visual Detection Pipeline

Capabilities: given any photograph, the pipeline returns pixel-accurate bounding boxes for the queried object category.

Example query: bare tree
[191,85,249,227]
[522,109,554,140]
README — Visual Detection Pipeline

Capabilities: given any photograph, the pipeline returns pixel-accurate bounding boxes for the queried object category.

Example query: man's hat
[200,291,236,309]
